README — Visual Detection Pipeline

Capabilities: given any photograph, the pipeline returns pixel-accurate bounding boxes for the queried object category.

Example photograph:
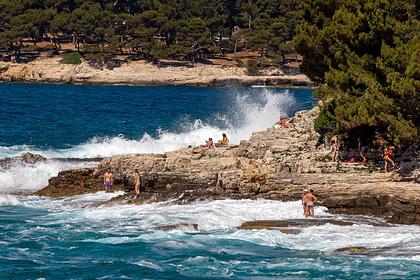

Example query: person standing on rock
[330,134,339,162]
[358,138,368,165]
[134,169,141,196]
[104,168,113,192]
[302,189,317,218]
[307,189,317,217]
[301,189,309,216]
[384,146,396,172]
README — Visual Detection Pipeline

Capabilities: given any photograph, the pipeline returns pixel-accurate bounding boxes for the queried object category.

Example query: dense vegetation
[0,0,418,146]
[295,0,419,146]
[0,0,301,63]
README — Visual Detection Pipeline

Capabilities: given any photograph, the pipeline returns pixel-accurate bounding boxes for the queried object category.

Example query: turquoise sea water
[0,83,419,279]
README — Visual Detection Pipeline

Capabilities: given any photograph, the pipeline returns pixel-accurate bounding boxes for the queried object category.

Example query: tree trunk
[281,50,285,65]
[51,34,62,50]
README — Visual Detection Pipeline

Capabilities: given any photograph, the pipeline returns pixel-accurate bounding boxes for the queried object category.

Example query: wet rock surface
[34,168,125,197]
[36,106,420,224]
[0,153,46,169]
[237,219,356,230]
[155,223,199,231]
[334,246,370,254]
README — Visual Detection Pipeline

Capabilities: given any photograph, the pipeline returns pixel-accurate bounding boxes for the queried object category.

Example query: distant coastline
[0,57,313,88]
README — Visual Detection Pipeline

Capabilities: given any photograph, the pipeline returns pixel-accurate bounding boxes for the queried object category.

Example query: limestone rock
[237,219,355,230]
[35,106,420,225]
[0,152,46,169]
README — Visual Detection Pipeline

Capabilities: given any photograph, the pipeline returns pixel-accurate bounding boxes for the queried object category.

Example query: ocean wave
[0,89,295,159]
[5,195,420,261]
[0,194,22,206]
[0,160,97,193]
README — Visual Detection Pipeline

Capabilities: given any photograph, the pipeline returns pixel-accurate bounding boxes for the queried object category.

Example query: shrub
[234,58,245,67]
[61,52,82,64]
[314,101,337,138]
[246,60,262,76]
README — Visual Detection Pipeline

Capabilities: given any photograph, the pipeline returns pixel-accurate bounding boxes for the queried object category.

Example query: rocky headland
[0,57,312,87]
[33,105,420,225]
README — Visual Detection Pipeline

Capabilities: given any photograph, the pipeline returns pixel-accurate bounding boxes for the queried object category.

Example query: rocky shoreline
[0,57,313,87]
[33,106,420,225]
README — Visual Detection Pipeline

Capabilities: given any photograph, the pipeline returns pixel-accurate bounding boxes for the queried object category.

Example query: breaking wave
[0,160,97,193]
[0,89,295,159]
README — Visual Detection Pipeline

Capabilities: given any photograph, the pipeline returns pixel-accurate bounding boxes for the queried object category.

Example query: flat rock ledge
[237,218,392,234]
[0,58,313,87]
[35,106,420,225]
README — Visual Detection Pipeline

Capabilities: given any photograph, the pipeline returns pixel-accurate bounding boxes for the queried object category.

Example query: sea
[0,83,418,279]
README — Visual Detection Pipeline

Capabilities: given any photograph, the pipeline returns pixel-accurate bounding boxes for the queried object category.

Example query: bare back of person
[304,193,317,217]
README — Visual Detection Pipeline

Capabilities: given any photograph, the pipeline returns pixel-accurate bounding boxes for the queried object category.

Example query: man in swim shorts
[104,168,113,192]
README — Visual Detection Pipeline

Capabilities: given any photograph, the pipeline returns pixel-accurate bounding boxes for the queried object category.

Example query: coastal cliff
[35,106,420,225]
[0,57,312,87]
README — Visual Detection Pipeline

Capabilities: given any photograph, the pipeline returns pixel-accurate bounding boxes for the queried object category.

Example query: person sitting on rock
[384,146,396,172]
[215,133,229,147]
[273,116,288,129]
[201,137,214,148]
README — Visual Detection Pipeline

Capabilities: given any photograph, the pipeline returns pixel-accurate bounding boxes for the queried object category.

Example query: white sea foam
[0,89,295,159]
[0,160,96,193]
[0,194,21,206]
[77,199,418,259]
[76,199,324,231]
[9,195,420,260]
[372,256,420,262]
[0,90,294,193]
